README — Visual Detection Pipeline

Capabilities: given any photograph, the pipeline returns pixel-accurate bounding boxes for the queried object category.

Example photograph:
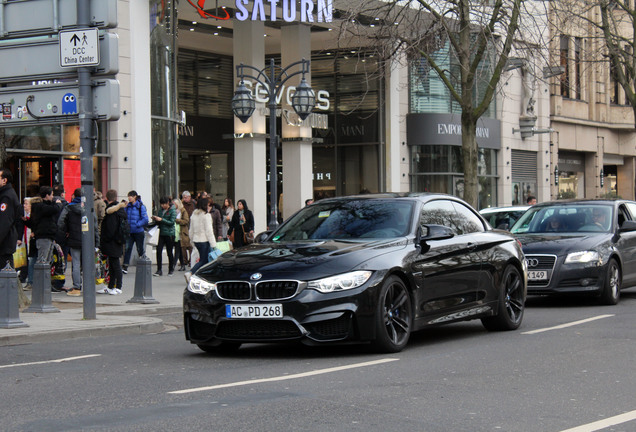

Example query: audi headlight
[565,251,600,265]
[307,271,373,293]
[187,275,216,295]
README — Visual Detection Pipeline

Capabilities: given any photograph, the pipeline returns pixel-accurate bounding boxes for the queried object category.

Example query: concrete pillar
[281,24,313,220]
[127,255,158,304]
[233,20,267,234]
[0,265,28,328]
[24,262,59,314]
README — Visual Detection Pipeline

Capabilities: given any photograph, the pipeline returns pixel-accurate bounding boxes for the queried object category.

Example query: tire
[482,265,525,331]
[599,258,621,305]
[196,341,242,354]
[371,276,413,353]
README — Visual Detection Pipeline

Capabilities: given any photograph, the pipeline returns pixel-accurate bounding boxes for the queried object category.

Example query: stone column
[281,24,313,220]
[233,20,267,234]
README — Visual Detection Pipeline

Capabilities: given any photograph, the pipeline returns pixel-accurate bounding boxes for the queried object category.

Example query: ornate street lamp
[232,58,316,231]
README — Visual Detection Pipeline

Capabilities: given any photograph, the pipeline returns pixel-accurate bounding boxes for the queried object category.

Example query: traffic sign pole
[78,0,96,320]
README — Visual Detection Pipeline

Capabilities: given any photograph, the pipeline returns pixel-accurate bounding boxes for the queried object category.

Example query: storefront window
[557,152,585,199]
[410,145,497,209]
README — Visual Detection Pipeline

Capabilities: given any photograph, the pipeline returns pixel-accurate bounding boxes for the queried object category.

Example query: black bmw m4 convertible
[184,193,527,353]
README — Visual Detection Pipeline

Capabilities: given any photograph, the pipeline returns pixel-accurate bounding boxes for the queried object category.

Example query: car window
[617,205,630,227]
[511,204,613,233]
[271,199,415,241]
[451,202,485,233]
[421,200,483,235]
[625,202,636,221]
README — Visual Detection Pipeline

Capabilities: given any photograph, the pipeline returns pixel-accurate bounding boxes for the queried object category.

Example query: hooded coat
[0,182,21,256]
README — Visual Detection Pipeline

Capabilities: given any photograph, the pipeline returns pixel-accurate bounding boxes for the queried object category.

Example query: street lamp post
[232,58,316,231]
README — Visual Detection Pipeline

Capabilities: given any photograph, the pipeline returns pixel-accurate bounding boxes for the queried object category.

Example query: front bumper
[527,255,606,295]
[183,282,381,345]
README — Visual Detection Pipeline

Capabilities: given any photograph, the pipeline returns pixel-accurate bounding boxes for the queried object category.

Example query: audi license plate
[226,304,283,319]
[528,270,548,281]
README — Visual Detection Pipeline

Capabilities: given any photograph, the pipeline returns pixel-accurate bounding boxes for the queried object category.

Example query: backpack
[114,211,130,244]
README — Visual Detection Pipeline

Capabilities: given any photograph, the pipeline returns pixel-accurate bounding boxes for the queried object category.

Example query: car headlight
[187,275,216,295]
[565,251,600,265]
[307,271,373,293]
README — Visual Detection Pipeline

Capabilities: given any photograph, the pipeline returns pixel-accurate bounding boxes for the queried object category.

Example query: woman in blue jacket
[122,190,148,274]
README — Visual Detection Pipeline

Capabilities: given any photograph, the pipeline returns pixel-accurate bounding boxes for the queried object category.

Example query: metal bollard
[0,264,29,328]
[25,262,60,313]
[127,255,158,304]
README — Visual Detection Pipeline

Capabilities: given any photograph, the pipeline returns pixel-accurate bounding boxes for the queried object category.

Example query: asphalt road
[2,291,636,432]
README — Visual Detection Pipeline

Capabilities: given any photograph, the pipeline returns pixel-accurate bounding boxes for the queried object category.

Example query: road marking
[169,358,399,395]
[0,354,101,369]
[522,314,614,335]
[560,409,636,432]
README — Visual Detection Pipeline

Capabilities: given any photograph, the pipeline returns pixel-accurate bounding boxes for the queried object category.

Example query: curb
[0,316,165,347]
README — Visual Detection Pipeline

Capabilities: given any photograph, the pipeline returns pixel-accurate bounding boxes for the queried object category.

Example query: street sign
[0,32,118,82]
[59,28,99,68]
[0,0,117,39]
[0,79,120,126]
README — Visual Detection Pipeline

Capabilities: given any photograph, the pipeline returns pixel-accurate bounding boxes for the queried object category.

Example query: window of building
[409,41,495,117]
[560,35,570,98]
[574,37,582,100]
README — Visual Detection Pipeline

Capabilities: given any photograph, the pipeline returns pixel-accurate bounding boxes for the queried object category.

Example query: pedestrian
[30,185,63,265]
[208,197,223,241]
[151,196,176,276]
[526,195,537,205]
[227,199,254,249]
[122,190,149,274]
[0,168,21,269]
[15,197,32,285]
[181,190,195,217]
[57,188,99,296]
[174,198,190,271]
[187,197,216,277]
[305,198,314,206]
[98,189,127,295]
[94,190,106,233]
[221,198,234,240]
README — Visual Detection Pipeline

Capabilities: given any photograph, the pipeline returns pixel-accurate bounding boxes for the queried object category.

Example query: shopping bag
[191,246,200,264]
[216,240,232,253]
[12,244,27,268]
[208,247,222,262]
[146,225,160,246]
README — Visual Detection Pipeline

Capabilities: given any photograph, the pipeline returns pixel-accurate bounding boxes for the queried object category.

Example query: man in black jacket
[30,186,62,265]
[0,168,21,269]
[57,188,98,296]
[99,189,127,295]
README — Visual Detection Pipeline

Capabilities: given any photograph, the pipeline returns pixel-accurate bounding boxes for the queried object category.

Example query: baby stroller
[95,249,110,286]
[50,243,66,292]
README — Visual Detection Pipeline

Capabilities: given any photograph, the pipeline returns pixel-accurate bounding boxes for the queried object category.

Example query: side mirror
[420,224,454,242]
[255,230,272,243]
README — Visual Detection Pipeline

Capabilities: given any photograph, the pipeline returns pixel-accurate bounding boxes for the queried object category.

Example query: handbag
[146,225,160,246]
[228,231,234,243]
[13,243,27,268]
[242,226,254,244]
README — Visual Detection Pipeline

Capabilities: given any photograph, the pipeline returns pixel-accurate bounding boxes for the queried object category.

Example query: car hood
[516,233,611,256]
[196,238,407,281]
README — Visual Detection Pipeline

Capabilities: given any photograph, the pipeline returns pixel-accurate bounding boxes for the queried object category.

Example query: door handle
[467,242,477,251]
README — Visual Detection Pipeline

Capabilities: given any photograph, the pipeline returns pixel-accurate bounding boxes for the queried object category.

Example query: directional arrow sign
[59,28,99,68]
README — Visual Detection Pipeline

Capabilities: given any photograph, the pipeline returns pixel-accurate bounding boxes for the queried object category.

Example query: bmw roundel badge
[250,273,263,281]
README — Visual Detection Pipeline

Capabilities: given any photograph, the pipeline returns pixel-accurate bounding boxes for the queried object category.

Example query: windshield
[271,199,415,241]
[510,204,613,234]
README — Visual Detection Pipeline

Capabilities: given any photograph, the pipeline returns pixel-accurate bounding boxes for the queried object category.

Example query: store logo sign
[187,0,230,20]
[235,0,333,22]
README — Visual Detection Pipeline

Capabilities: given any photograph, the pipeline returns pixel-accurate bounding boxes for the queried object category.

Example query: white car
[480,206,531,230]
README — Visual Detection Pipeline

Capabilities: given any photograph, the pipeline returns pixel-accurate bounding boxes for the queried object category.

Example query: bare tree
[334,0,534,207]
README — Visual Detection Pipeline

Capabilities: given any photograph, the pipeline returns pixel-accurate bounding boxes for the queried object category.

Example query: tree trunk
[461,112,479,209]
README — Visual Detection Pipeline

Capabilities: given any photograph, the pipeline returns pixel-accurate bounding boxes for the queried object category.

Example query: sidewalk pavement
[0,264,188,346]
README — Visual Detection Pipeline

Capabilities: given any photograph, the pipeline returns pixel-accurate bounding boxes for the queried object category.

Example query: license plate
[528,270,548,281]
[225,304,283,319]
